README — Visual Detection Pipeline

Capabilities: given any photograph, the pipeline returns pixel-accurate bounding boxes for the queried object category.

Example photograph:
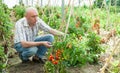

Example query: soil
[8,55,101,73]
[8,55,45,73]
[67,64,101,73]
[8,62,44,73]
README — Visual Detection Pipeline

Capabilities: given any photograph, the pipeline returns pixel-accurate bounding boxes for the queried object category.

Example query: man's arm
[49,29,64,36]
[21,41,52,48]
[38,19,64,36]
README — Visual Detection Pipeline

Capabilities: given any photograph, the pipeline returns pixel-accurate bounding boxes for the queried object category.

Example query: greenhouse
[0,0,120,73]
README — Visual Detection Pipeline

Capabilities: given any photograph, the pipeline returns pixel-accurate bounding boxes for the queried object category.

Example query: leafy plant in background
[94,0,120,8]
[86,32,105,63]
[0,46,7,72]
[0,0,13,72]
[37,6,61,29]
[13,5,25,20]
[0,3,12,40]
[94,0,104,8]
[109,60,120,73]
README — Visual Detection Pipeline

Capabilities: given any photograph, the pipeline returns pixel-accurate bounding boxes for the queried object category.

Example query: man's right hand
[42,41,52,48]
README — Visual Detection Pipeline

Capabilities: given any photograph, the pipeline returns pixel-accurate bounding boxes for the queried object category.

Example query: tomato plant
[45,49,67,73]
[46,32,105,68]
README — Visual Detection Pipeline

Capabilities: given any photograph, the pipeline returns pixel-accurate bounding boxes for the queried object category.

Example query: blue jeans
[14,34,54,61]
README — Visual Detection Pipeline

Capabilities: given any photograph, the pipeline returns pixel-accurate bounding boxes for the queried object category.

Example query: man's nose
[34,17,37,21]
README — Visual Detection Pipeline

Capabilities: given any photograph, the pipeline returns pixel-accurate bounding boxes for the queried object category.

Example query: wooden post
[41,0,43,7]
[78,0,80,6]
[32,0,34,6]
[64,0,74,41]
[26,0,28,6]
[61,0,65,22]
[104,0,110,30]
[47,0,50,6]
[100,39,120,73]
[68,0,71,6]
[36,0,39,6]
[19,0,23,5]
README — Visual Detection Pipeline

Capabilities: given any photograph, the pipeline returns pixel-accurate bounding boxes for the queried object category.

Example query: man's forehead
[27,10,37,13]
[26,10,38,16]
[25,7,38,15]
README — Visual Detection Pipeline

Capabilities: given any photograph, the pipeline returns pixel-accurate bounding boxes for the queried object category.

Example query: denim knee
[25,47,38,56]
[20,47,38,60]
[47,34,54,42]
[34,34,54,42]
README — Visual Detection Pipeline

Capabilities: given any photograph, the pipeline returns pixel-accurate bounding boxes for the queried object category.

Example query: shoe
[18,53,23,60]
[32,56,39,63]
[32,56,47,64]
[19,53,32,63]
[39,58,47,64]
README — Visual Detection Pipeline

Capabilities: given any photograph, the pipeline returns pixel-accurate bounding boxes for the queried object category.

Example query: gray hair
[25,7,38,15]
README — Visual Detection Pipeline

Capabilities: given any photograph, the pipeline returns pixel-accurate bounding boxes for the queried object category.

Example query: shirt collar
[23,17,39,27]
[23,17,29,27]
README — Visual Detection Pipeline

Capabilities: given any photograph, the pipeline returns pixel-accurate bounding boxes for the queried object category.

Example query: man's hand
[42,41,52,48]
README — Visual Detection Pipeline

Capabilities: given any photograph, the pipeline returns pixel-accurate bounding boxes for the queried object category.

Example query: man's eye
[32,16,38,18]
[32,16,35,17]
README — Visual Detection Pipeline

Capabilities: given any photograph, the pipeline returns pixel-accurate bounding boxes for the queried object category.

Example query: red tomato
[56,56,60,60]
[53,60,58,65]
[49,54,54,61]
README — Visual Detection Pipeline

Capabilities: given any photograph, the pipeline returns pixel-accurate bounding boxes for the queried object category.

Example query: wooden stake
[100,39,120,73]
[63,0,74,41]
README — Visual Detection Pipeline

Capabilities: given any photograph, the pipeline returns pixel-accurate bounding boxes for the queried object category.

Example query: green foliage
[110,0,120,6]
[41,6,120,71]
[110,6,120,13]
[117,0,120,6]
[0,46,7,71]
[94,0,120,8]
[44,61,55,73]
[116,24,120,37]
[51,32,104,67]
[44,61,67,73]
[37,6,61,29]
[13,5,25,20]
[109,60,120,73]
[87,32,105,63]
[0,2,12,40]
[94,0,104,8]
[0,1,12,72]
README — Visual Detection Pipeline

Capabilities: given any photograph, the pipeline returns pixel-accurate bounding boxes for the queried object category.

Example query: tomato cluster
[48,49,62,65]
[76,21,80,28]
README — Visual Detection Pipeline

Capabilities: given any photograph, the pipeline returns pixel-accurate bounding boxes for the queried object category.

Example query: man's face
[25,10,38,26]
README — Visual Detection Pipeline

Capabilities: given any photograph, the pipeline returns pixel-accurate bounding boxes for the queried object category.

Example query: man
[14,7,64,63]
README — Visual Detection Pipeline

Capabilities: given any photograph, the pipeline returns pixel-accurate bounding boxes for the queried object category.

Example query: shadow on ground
[8,62,44,73]
[8,55,45,73]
